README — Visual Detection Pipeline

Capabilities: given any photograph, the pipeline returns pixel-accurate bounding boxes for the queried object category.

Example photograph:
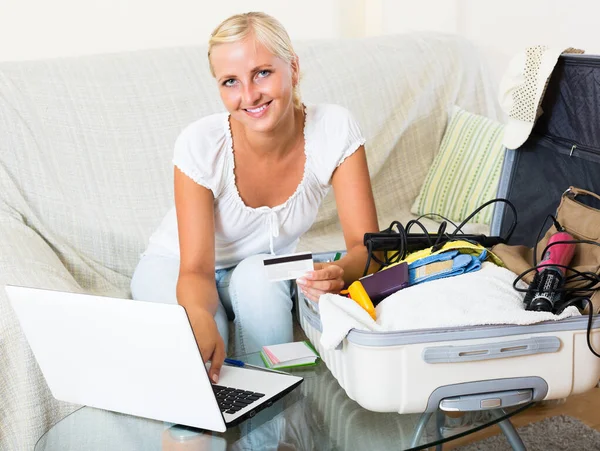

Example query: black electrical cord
[414,213,462,232]
[513,215,600,295]
[557,297,600,359]
[513,262,600,299]
[361,201,600,359]
[361,198,517,277]
[361,220,409,277]
[454,198,518,242]
[512,215,600,358]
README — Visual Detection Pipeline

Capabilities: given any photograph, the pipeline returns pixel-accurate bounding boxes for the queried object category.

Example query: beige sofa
[0,32,501,449]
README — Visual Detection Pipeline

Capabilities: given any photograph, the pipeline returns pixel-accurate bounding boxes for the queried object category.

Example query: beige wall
[374,0,600,86]
[2,0,599,87]
[0,0,347,61]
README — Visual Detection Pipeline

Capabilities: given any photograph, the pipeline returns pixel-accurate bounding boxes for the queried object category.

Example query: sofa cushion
[410,106,505,225]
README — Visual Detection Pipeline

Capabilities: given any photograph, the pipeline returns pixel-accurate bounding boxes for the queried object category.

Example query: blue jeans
[130,253,294,355]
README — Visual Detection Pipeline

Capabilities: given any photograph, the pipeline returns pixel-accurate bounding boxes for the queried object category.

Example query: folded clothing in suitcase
[316,262,581,350]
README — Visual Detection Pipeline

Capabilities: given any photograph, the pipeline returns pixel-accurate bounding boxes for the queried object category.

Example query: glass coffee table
[35,352,532,451]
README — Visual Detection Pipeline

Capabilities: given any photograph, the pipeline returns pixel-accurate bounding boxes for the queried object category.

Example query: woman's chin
[237,114,277,133]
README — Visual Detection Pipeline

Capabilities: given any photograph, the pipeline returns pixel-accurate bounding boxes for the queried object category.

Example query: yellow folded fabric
[383,240,504,270]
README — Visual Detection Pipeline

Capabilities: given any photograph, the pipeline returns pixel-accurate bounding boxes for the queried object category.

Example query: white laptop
[6,285,303,432]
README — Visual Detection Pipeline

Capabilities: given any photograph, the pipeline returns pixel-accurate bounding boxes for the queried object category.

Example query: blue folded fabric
[408,249,488,285]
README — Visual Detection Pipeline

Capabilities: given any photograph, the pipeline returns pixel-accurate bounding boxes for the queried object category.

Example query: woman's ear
[291,55,300,86]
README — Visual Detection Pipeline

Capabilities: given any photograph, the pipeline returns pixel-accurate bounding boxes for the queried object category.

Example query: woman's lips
[244,101,271,118]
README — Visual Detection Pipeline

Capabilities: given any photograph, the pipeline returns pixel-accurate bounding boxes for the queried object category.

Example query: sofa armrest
[0,215,81,451]
[0,220,82,289]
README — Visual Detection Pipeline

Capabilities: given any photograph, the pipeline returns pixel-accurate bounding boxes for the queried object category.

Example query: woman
[131,12,379,383]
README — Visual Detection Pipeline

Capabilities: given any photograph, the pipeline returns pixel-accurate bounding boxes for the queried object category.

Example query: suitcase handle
[425,376,548,412]
[422,336,561,363]
[439,388,533,411]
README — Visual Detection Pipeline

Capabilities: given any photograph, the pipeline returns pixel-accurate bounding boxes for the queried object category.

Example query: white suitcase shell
[297,254,600,414]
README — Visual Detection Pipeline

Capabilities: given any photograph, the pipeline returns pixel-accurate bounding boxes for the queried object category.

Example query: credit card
[263,252,314,282]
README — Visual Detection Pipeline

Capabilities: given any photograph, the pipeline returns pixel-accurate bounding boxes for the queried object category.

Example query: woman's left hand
[296,262,345,302]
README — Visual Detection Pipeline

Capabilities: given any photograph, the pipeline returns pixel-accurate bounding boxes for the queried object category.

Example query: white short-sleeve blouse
[144,103,366,269]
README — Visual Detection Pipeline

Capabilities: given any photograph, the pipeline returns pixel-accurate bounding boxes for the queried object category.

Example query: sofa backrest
[0,33,501,293]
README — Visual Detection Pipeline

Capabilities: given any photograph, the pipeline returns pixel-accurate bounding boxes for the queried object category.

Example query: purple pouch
[359,262,409,306]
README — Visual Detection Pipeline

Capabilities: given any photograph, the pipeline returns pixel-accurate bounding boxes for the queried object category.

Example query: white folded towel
[319,262,581,350]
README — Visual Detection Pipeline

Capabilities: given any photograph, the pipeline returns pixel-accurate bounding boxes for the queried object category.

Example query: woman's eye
[257,70,270,78]
[223,79,236,87]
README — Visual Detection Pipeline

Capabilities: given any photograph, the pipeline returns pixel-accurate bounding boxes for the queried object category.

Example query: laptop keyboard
[212,385,265,414]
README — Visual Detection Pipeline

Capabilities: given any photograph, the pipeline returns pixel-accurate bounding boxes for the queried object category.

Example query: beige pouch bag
[493,186,600,313]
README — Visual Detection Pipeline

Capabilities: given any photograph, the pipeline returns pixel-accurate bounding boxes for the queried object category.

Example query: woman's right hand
[186,306,225,384]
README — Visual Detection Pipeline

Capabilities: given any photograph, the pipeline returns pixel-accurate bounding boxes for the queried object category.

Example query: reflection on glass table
[35,352,532,451]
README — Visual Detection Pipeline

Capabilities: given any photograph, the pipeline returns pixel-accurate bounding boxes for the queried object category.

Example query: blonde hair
[208,12,302,110]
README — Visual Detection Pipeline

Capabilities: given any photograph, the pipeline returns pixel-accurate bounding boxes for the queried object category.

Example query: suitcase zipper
[540,134,600,158]
[561,54,600,67]
[539,134,600,213]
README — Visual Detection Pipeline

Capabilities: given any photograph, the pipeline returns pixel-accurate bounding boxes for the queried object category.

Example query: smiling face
[210,36,299,134]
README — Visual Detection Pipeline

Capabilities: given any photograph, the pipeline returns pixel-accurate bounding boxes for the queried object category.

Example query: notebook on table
[5,285,303,432]
[260,341,319,370]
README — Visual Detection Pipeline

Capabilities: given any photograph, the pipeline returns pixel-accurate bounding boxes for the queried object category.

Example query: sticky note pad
[260,341,319,369]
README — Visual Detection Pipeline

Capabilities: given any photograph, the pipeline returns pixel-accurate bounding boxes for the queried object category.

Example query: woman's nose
[242,83,261,106]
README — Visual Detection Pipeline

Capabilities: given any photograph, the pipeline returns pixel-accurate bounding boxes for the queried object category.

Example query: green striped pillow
[411,106,505,225]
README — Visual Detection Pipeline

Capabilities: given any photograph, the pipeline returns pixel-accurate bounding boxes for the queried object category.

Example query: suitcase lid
[535,54,600,152]
[493,53,600,245]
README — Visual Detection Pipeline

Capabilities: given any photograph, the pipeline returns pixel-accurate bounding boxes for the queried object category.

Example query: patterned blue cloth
[408,249,488,285]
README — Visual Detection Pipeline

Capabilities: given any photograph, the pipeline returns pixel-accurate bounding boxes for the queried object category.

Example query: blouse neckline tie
[267,211,280,255]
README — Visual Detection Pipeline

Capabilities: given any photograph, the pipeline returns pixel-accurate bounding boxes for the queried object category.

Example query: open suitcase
[296,53,600,415]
